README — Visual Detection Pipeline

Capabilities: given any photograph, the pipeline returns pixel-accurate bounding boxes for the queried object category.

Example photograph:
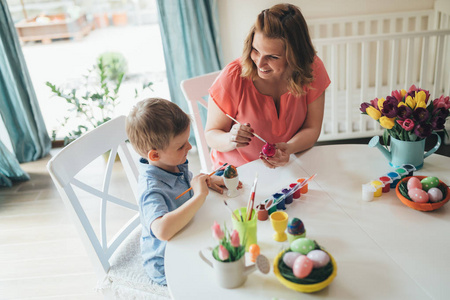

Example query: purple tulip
[414,123,433,139]
[433,107,449,119]
[381,98,399,117]
[430,116,446,130]
[397,105,413,119]
[412,107,429,123]
[360,102,371,113]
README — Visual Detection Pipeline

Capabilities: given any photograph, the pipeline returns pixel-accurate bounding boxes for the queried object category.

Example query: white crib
[308,9,450,141]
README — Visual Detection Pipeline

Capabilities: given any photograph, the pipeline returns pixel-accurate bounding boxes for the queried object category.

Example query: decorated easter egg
[408,188,429,203]
[291,238,316,255]
[262,143,276,157]
[223,165,238,179]
[282,251,301,269]
[288,218,305,235]
[293,255,313,279]
[420,176,439,191]
[407,177,422,191]
[307,250,330,268]
[428,187,443,203]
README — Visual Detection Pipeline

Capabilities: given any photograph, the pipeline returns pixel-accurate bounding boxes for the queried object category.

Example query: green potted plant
[46,52,152,145]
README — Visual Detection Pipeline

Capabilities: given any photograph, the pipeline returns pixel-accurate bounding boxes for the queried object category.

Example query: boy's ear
[148,150,160,162]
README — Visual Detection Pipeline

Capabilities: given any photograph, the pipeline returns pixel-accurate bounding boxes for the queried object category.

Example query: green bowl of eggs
[396,176,450,211]
[273,238,337,293]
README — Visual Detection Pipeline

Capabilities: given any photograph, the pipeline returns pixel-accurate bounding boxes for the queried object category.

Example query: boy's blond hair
[126,98,190,158]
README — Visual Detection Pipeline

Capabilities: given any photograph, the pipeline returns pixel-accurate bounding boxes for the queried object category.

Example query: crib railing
[310,10,450,141]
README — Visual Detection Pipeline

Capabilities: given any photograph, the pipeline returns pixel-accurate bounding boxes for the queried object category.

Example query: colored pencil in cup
[175,163,228,200]
[246,172,258,221]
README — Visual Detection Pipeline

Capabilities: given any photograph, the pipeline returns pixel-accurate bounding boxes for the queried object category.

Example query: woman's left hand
[259,142,290,168]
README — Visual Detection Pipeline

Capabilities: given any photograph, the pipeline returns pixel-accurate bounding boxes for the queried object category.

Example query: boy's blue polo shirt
[137,158,193,285]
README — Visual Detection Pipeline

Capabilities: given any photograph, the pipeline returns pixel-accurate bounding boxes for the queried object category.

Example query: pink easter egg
[428,187,443,203]
[408,188,429,203]
[262,143,276,157]
[306,250,330,268]
[407,177,422,191]
[293,255,313,279]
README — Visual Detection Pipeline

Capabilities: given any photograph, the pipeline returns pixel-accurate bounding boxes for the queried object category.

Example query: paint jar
[370,180,384,197]
[395,167,408,179]
[297,178,309,193]
[256,203,268,221]
[264,198,278,215]
[386,171,401,188]
[273,193,286,210]
[289,183,301,199]
[362,183,376,201]
[379,176,393,193]
[282,188,293,205]
[402,164,416,177]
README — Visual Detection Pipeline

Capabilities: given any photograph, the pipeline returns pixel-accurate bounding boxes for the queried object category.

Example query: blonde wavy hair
[126,98,190,158]
[241,3,316,96]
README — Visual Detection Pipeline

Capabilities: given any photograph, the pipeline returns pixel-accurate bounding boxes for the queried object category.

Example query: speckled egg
[291,238,316,255]
[223,165,238,179]
[282,251,302,269]
[293,255,313,279]
[428,187,443,203]
[288,218,305,235]
[262,143,276,157]
[421,176,439,191]
[306,250,330,268]
[408,188,429,203]
[407,177,422,191]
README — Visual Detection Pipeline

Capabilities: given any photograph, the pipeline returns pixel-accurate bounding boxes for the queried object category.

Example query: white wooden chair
[47,116,170,299]
[181,71,221,173]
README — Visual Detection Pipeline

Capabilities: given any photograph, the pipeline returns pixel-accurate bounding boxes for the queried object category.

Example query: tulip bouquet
[211,221,245,262]
[360,85,450,144]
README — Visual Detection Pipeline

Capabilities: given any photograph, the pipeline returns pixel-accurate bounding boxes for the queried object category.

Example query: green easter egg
[421,176,439,191]
[290,237,316,255]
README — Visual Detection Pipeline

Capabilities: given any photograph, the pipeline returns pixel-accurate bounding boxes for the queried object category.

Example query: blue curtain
[0,1,51,186]
[156,0,223,142]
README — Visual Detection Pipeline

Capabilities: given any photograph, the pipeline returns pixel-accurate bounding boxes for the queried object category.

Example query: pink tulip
[397,118,415,131]
[218,245,229,261]
[230,230,240,247]
[433,95,450,110]
[211,221,224,240]
[391,89,404,102]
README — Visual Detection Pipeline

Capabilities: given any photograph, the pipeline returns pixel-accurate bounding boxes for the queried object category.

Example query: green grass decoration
[278,250,333,284]
[399,180,448,202]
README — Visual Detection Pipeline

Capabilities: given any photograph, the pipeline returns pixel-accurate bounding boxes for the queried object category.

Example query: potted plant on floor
[46,51,153,145]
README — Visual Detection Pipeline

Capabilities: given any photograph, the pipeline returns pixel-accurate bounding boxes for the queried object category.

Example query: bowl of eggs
[396,176,450,211]
[273,238,337,293]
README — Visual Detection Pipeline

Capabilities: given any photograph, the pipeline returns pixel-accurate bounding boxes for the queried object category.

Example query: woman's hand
[259,142,290,168]
[229,122,253,149]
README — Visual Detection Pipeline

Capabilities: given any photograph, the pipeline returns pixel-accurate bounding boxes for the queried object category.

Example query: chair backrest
[47,116,141,278]
[181,70,221,173]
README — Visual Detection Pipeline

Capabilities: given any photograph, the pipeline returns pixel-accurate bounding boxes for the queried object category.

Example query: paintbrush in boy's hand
[175,163,228,200]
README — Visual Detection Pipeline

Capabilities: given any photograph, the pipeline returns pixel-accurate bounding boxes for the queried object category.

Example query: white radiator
[308,9,450,141]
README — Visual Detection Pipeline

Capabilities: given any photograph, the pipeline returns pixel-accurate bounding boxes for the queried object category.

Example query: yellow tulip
[416,99,426,109]
[398,102,406,107]
[405,95,415,109]
[366,106,381,120]
[400,89,407,98]
[379,116,395,129]
[377,98,386,110]
[415,91,427,108]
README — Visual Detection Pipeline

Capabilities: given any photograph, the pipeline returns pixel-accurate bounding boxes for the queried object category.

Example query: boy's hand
[191,173,210,199]
[209,175,243,194]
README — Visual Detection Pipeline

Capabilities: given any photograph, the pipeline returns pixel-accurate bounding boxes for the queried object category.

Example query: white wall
[218,0,435,64]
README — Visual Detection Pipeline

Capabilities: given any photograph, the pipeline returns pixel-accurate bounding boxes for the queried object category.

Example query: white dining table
[165,144,450,300]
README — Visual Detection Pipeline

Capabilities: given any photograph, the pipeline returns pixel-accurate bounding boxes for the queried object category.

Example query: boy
[126,98,225,285]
